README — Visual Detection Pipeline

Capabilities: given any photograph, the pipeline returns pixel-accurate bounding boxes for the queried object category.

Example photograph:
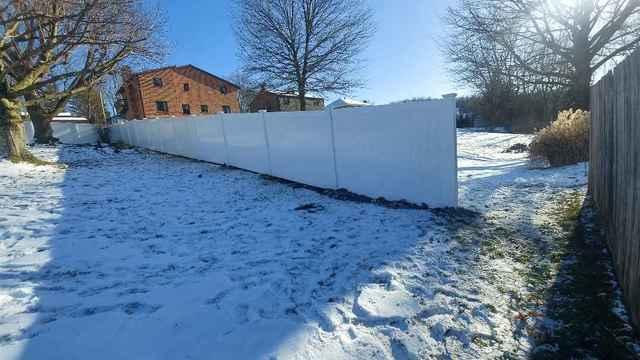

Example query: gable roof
[177,65,241,89]
[327,98,369,109]
[131,65,176,77]
[131,64,240,89]
[259,89,324,100]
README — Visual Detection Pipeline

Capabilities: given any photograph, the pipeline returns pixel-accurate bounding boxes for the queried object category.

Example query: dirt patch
[110,142,135,152]
[502,143,529,153]
[294,203,325,213]
[259,174,431,210]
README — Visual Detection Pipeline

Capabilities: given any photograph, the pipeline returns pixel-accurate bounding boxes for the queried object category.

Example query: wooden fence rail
[590,50,640,328]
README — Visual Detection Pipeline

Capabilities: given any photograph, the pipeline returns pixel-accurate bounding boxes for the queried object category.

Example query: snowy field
[0,130,596,359]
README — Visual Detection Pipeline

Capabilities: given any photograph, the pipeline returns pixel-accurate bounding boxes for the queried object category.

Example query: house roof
[52,112,89,122]
[259,89,324,100]
[130,64,241,89]
[326,98,369,109]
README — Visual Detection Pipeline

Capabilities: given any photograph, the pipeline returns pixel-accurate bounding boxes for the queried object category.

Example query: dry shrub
[529,109,590,167]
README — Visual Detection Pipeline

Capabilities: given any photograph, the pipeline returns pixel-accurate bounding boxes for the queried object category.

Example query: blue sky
[156,0,461,104]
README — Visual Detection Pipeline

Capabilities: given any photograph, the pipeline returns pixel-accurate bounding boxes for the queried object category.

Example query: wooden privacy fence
[590,50,640,327]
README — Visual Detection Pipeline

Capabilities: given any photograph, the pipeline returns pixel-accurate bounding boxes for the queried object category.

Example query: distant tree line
[444,0,640,132]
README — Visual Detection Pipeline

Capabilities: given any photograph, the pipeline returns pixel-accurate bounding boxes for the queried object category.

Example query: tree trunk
[27,105,56,144]
[0,97,31,162]
[298,89,307,111]
[24,92,57,144]
[569,67,591,110]
[570,37,592,110]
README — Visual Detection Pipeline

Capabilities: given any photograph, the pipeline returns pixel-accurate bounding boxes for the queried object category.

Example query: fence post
[328,108,340,189]
[450,97,459,206]
[261,111,273,176]
[220,114,230,165]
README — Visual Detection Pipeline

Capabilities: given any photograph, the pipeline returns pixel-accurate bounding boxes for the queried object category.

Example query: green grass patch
[531,197,640,359]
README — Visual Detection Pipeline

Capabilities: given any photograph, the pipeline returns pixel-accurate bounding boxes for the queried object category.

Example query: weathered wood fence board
[590,50,640,328]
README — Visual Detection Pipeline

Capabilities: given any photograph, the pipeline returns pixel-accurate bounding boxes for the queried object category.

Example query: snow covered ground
[0,130,625,359]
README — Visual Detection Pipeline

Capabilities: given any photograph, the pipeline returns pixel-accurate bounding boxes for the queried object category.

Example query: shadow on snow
[7,145,476,359]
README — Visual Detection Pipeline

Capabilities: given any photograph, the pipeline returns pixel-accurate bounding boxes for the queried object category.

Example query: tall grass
[529,109,590,167]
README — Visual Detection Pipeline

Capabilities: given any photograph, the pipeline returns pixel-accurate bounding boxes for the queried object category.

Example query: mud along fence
[110,100,458,208]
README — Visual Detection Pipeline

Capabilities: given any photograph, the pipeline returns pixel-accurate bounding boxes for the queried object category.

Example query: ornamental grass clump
[529,109,590,167]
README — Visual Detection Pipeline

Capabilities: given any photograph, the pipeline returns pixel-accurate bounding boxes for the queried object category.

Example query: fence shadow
[532,199,640,359]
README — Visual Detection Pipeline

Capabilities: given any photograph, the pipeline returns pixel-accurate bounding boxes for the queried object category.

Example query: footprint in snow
[118,288,149,296]
[122,302,162,315]
[70,302,161,317]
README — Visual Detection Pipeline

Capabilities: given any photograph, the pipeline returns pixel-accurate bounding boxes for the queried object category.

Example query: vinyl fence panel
[172,119,193,157]
[147,120,161,151]
[124,125,132,145]
[50,122,75,143]
[73,123,99,144]
[110,125,121,143]
[191,116,227,164]
[332,101,457,207]
[264,111,337,189]
[137,121,148,148]
[159,119,177,154]
[50,122,98,144]
[143,121,154,149]
[131,121,141,146]
[222,113,270,174]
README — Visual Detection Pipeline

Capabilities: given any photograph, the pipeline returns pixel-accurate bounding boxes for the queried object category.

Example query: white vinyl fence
[24,121,99,145]
[110,100,458,207]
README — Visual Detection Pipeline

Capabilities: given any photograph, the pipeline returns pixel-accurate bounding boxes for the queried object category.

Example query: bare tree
[102,68,130,118]
[234,0,375,110]
[443,1,568,128]
[444,0,640,109]
[0,0,165,161]
[228,70,259,113]
[67,86,108,124]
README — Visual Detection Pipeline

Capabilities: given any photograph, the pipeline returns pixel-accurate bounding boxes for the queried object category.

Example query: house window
[282,97,290,105]
[222,105,231,113]
[219,85,228,94]
[183,83,190,91]
[182,104,191,115]
[201,104,209,113]
[314,100,321,106]
[155,101,168,112]
[153,77,163,87]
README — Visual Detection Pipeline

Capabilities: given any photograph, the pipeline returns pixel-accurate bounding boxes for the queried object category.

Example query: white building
[326,98,370,110]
